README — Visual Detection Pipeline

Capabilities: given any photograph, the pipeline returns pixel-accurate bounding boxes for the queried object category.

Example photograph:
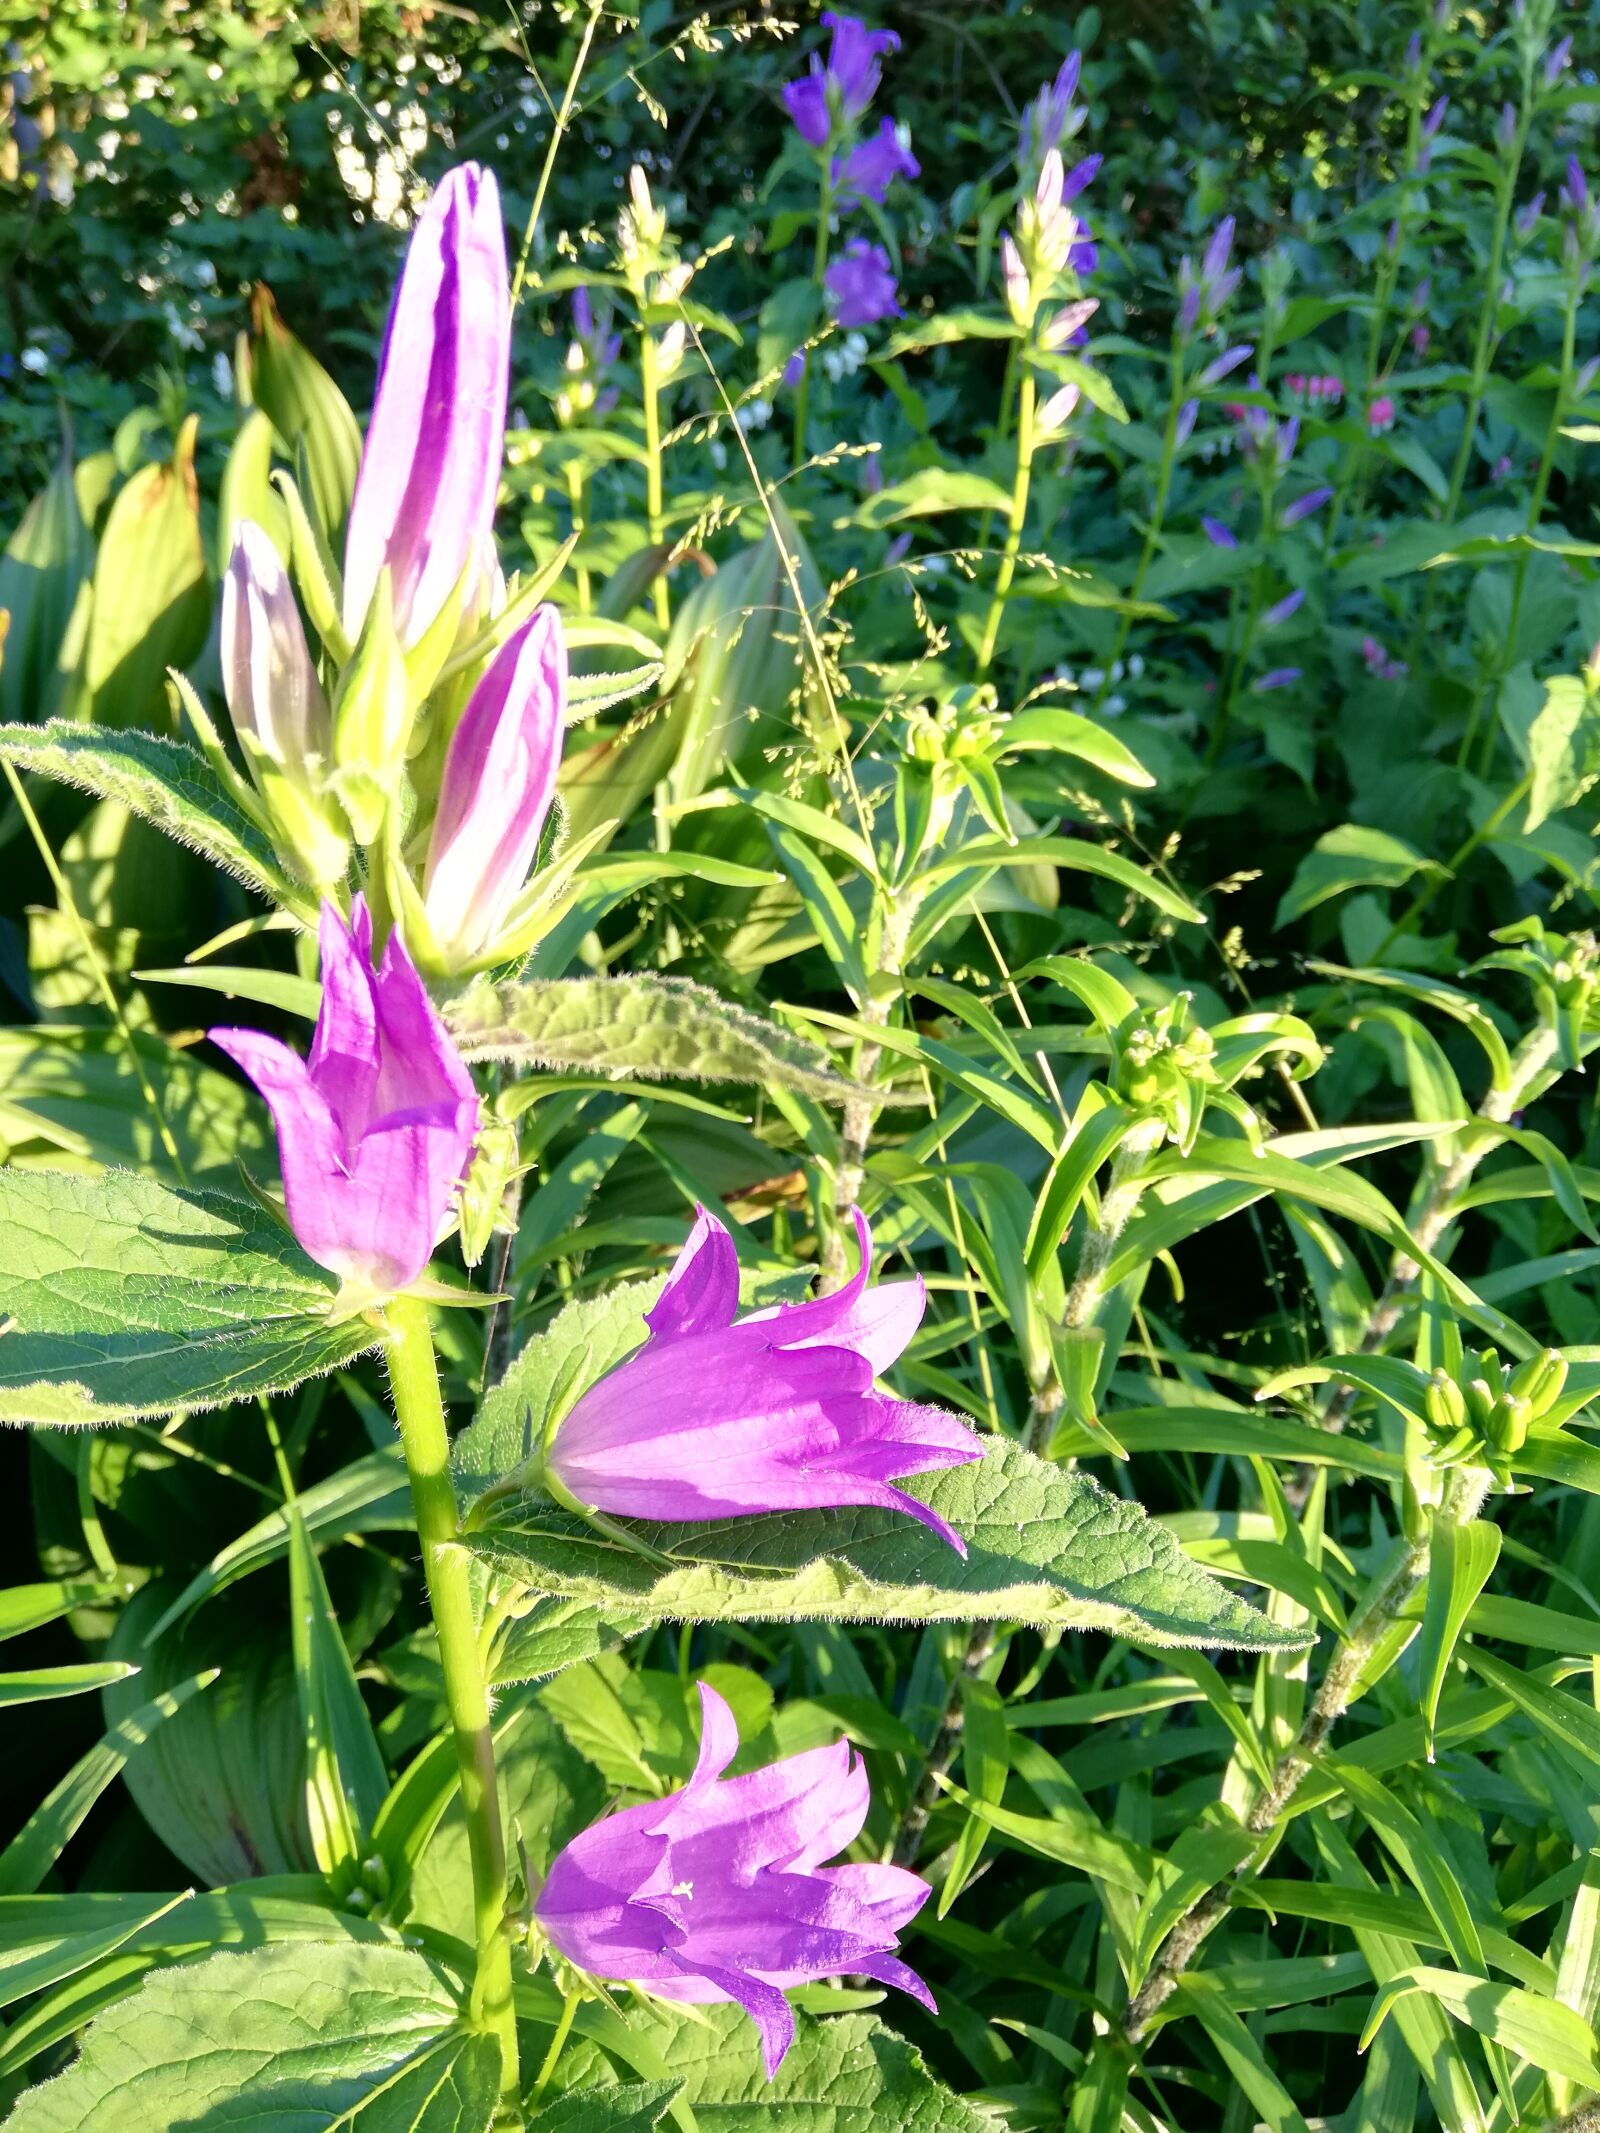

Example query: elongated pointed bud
[421,604,565,970]
[221,523,350,889]
[1425,1369,1467,1438]
[342,164,509,652]
[332,568,411,845]
[1509,1347,1568,1417]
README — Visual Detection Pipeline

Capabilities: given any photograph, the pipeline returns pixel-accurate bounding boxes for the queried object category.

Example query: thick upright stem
[387,1295,521,2119]
[976,371,1036,675]
[640,331,670,630]
[822,899,914,1288]
[791,172,832,474]
[1125,1463,1492,2038]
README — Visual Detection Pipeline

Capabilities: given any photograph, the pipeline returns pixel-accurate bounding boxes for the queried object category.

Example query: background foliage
[6,0,1600,2128]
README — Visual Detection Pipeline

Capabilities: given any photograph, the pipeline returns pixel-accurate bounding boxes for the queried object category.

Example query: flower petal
[645,1205,741,1341]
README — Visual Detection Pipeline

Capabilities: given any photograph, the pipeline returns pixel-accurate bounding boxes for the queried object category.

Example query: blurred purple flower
[1177,215,1241,337]
[1496,101,1518,153]
[1516,191,1547,241]
[1039,297,1100,350]
[1362,634,1408,680]
[825,238,901,327]
[1262,587,1305,630]
[545,1206,984,1550]
[1020,51,1085,170]
[834,118,919,207]
[571,286,622,372]
[343,164,509,651]
[211,898,478,1298]
[536,1681,935,2077]
[1200,343,1256,388]
[1366,395,1396,435]
[782,350,807,389]
[1545,33,1573,84]
[1253,667,1301,692]
[784,12,899,147]
[422,605,565,969]
[1280,483,1333,527]
[1174,398,1199,447]
[1423,94,1449,138]
[1201,515,1237,548]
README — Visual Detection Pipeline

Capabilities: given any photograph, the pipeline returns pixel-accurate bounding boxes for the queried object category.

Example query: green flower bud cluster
[1111,993,1217,1149]
[1423,1347,1567,1485]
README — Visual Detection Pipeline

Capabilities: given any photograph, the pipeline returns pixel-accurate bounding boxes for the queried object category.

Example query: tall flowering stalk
[977,128,1100,673]
[617,166,690,629]
[783,12,911,467]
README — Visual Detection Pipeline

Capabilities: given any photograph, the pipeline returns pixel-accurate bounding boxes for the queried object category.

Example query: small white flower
[211,350,233,398]
[20,346,50,375]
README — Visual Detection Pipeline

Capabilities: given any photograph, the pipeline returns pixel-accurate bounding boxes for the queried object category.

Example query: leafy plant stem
[823,894,916,1287]
[1097,326,1184,703]
[1124,1460,1494,2039]
[564,464,592,610]
[385,1293,521,2120]
[639,328,671,629]
[1371,768,1532,960]
[1463,271,1580,778]
[791,166,833,474]
[1406,96,1530,669]
[892,1118,1165,1862]
[976,370,1037,675]
[531,1984,581,2103]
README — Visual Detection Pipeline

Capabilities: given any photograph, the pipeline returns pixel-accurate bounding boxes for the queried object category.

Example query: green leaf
[0,1671,216,1896]
[1274,824,1441,926]
[4,1942,499,2132]
[1523,672,1600,831]
[0,1662,136,1708]
[444,973,863,1101]
[0,1025,273,1178]
[1169,1978,1314,2132]
[474,1439,1309,1650]
[536,2083,683,2132]
[939,1675,1009,1915]
[0,720,305,915]
[0,1168,382,1427]
[249,285,364,542]
[1362,1966,1600,2087]
[880,307,1021,357]
[852,467,1014,528]
[913,834,1204,922]
[81,419,210,729]
[1416,1517,1502,1756]
[997,706,1155,787]
[287,1505,390,1883]
[609,2001,995,2129]
[1131,1808,1259,1989]
[0,431,91,726]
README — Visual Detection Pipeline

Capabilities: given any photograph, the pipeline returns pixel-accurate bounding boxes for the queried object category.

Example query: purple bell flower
[1201,515,1237,549]
[211,898,478,1299]
[343,164,510,651]
[545,1207,984,1551]
[1280,483,1333,528]
[833,118,920,208]
[783,12,899,148]
[1253,667,1301,692]
[824,238,901,328]
[422,605,565,968]
[536,1681,935,2077]
[1019,51,1085,170]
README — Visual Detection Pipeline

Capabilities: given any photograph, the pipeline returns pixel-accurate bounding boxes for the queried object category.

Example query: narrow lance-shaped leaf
[444,972,867,1100]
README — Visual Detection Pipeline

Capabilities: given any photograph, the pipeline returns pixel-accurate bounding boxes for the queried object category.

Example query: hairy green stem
[639,328,671,629]
[891,1119,1165,1865]
[976,371,1037,675]
[387,1295,521,2119]
[823,898,915,1288]
[1125,1462,1493,2038]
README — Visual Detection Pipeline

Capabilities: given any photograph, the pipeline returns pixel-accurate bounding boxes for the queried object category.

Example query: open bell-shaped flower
[210,897,478,1303]
[544,1206,983,1550]
[536,1681,935,2077]
[342,163,510,653]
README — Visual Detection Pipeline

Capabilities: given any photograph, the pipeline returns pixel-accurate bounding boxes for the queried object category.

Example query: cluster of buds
[1423,1348,1566,1486]
[1176,217,1241,339]
[1480,916,1600,1069]
[1367,393,1397,434]
[198,165,573,982]
[1415,94,1449,176]
[1003,148,1097,332]
[617,166,694,379]
[1361,633,1408,680]
[901,689,1009,849]
[553,286,621,426]
[1019,52,1090,186]
[1110,994,1218,1153]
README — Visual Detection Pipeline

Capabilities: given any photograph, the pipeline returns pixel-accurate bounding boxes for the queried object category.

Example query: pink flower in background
[1367,395,1396,434]
[536,1682,935,2076]
[545,1207,983,1550]
[342,164,510,650]
[211,899,478,1298]
[1361,634,1408,680]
